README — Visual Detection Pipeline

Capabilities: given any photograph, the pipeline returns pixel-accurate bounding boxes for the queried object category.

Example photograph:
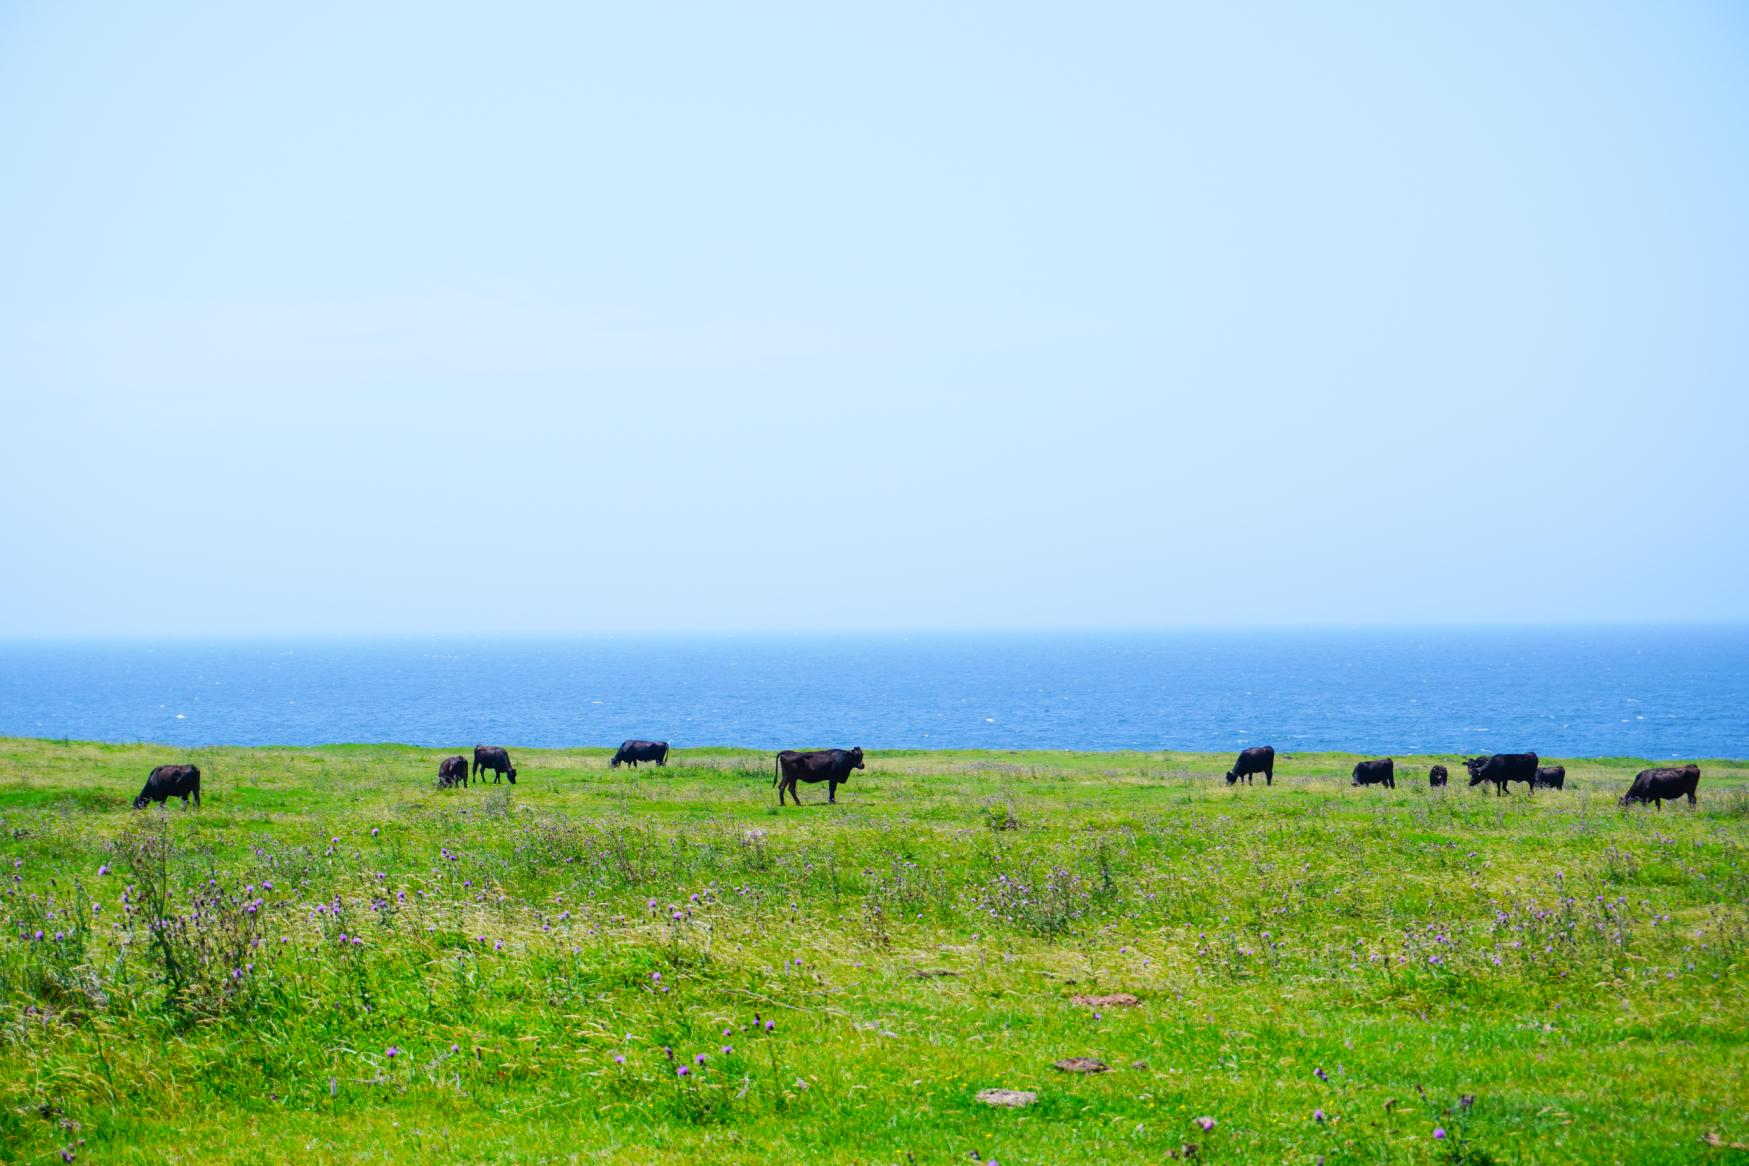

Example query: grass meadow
[2,739,1747,1164]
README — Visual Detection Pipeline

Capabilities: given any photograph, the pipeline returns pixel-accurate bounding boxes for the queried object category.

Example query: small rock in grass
[1053,1057,1109,1074]
[976,1088,1037,1107]
[1071,993,1140,1008]
[912,968,958,978]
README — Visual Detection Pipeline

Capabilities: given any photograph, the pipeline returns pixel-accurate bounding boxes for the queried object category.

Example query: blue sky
[2,2,1745,636]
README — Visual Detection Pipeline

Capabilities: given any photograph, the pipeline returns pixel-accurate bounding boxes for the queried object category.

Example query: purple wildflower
[613,1054,625,1065]
[676,1065,690,1077]
[1313,1108,1326,1122]
[97,865,109,876]
[386,1046,400,1058]
[694,1053,707,1065]
[1195,1116,1216,1131]
[1315,1066,1327,1081]
[1433,1128,1447,1140]
[722,1045,733,1055]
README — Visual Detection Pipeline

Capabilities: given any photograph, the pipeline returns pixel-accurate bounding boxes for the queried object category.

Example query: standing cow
[1465,753,1539,796]
[611,740,670,769]
[472,745,517,784]
[437,755,469,788]
[1225,746,1275,786]
[1534,765,1566,790]
[774,747,864,806]
[135,764,201,809]
[1620,764,1701,808]
[1429,764,1449,787]
[1351,758,1395,789]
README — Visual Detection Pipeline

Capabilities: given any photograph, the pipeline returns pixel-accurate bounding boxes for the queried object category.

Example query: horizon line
[4,617,1748,643]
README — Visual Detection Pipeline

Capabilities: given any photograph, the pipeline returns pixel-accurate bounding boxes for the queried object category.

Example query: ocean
[0,626,1743,758]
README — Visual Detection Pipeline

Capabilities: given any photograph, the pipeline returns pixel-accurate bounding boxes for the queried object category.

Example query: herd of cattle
[129,742,1704,809]
[1223,744,1702,806]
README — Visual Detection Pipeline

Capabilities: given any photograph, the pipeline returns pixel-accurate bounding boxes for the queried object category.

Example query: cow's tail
[773,755,781,787]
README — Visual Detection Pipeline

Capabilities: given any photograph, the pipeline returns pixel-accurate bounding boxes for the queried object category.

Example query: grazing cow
[1465,753,1539,796]
[1429,764,1449,788]
[1225,746,1276,787]
[437,754,469,789]
[1534,765,1566,790]
[134,764,200,809]
[472,745,517,784]
[1351,758,1395,789]
[1620,764,1701,809]
[774,747,864,806]
[611,740,670,769]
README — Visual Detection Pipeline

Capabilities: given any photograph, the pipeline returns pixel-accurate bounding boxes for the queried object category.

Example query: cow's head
[1224,770,1237,784]
[609,756,621,769]
[507,767,518,784]
[132,794,150,810]
[852,748,865,769]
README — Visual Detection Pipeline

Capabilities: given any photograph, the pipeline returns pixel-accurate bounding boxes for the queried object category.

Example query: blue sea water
[0,627,1744,758]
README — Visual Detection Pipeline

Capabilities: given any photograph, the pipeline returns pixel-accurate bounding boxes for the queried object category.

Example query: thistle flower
[1195,1116,1216,1132]
[385,1046,400,1059]
[676,1065,690,1077]
[1433,1128,1447,1140]
[1313,1109,1326,1122]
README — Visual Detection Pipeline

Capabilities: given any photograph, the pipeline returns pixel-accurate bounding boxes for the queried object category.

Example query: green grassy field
[2,740,1746,1165]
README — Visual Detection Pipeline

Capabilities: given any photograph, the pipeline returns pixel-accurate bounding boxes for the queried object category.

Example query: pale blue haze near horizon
[2,3,1747,637]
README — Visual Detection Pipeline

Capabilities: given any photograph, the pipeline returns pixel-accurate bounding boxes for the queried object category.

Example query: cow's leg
[1265,769,1273,786]
[829,780,837,804]
[1687,791,1696,805]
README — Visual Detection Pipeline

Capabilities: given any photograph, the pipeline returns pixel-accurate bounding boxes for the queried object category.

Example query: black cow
[135,764,200,809]
[1429,764,1449,787]
[1225,746,1275,786]
[1465,753,1539,796]
[1351,758,1395,789]
[774,747,864,806]
[611,740,669,769]
[437,754,469,788]
[472,745,517,784]
[1534,765,1566,790]
[1620,764,1701,809]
